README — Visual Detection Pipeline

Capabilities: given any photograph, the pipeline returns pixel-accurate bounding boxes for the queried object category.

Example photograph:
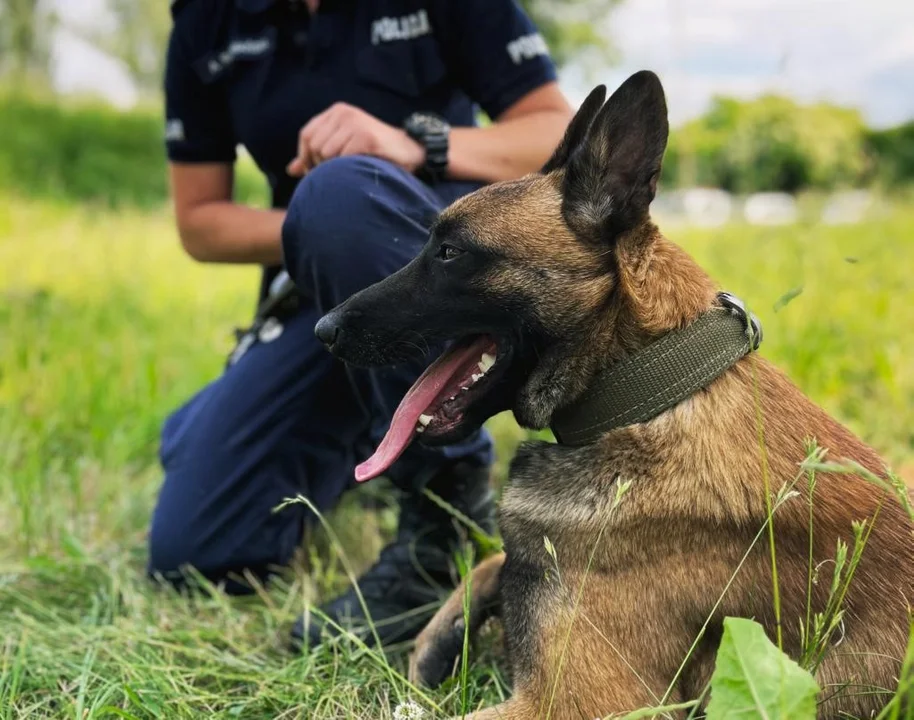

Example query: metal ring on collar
[717,291,763,351]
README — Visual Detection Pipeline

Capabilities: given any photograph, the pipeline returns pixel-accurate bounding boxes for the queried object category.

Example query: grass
[1,191,913,718]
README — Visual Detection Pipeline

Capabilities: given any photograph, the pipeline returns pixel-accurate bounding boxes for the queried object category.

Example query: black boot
[291,460,495,650]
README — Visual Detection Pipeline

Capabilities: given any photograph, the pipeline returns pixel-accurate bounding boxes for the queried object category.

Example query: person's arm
[447,82,572,182]
[438,0,573,182]
[169,162,285,264]
[286,83,571,184]
[164,5,282,265]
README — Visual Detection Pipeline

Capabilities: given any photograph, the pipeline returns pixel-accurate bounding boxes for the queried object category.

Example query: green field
[1,193,913,718]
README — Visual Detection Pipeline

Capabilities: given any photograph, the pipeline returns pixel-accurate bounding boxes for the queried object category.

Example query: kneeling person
[149,0,573,648]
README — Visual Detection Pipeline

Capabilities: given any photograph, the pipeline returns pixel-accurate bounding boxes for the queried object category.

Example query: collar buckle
[717,292,763,351]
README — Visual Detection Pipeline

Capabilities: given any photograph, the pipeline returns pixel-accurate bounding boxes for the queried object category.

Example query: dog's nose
[314,313,341,348]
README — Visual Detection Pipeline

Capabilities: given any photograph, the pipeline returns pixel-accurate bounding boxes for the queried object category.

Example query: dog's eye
[437,244,464,261]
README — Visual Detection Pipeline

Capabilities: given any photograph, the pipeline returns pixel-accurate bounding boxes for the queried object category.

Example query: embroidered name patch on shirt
[198,36,274,81]
[371,9,431,45]
[506,32,549,65]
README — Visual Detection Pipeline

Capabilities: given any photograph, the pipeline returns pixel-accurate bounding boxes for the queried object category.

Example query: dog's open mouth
[355,334,504,482]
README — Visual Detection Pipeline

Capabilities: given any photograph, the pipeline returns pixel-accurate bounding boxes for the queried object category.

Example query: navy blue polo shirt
[164,0,558,212]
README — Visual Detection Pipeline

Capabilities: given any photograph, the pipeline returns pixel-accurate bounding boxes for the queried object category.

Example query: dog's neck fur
[528,225,720,430]
[547,226,759,444]
[615,226,720,336]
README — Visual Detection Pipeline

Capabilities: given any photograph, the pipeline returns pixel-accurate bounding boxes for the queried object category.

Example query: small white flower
[393,701,426,720]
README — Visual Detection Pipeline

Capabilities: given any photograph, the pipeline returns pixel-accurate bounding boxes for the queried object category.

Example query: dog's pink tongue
[355,336,491,483]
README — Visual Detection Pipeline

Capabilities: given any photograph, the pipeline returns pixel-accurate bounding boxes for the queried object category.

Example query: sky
[52,0,914,128]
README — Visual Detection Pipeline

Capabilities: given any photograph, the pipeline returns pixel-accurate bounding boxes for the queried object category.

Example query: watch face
[409,113,449,136]
[405,113,449,180]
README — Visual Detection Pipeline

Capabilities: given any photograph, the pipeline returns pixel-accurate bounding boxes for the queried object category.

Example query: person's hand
[286,103,425,177]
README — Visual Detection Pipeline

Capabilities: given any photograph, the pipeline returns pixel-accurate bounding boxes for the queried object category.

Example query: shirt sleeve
[163,7,237,164]
[438,0,559,120]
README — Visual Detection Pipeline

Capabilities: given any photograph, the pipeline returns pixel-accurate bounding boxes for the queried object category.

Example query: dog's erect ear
[541,84,607,173]
[562,70,669,239]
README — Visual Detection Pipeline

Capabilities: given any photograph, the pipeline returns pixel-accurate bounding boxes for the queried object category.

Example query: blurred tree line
[661,95,914,192]
[0,0,56,83]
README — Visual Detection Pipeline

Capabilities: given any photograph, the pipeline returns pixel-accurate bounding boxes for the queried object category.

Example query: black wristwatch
[403,112,450,183]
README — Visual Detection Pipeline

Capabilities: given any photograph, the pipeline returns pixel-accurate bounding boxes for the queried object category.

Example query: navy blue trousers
[148,156,494,590]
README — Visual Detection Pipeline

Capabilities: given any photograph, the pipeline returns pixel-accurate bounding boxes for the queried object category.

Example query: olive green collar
[550,293,763,446]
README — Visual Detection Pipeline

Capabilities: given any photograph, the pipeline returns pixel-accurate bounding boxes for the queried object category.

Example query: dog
[313,71,914,719]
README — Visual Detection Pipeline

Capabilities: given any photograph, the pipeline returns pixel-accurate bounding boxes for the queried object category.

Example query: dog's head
[316,71,717,481]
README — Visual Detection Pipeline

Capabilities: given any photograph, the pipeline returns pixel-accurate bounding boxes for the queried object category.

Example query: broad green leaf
[706,617,819,720]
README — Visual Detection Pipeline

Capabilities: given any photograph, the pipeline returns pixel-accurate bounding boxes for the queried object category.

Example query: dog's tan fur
[407,75,914,718]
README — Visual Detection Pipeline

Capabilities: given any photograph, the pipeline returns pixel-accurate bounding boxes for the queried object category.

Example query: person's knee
[283,156,385,282]
[292,154,387,209]
[281,155,433,306]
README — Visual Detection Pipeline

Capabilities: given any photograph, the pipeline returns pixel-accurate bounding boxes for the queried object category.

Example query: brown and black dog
[313,71,914,718]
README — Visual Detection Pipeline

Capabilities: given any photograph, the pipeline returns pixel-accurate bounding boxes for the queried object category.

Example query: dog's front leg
[408,552,505,688]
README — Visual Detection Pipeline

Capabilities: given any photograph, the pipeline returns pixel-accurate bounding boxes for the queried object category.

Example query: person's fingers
[286,156,305,176]
[302,124,323,173]
[319,126,356,161]
[308,114,341,166]
[289,110,328,175]
[286,125,311,176]
[338,134,366,158]
[287,104,367,176]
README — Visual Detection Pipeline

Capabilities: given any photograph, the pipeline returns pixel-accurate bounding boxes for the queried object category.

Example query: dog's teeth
[477,362,487,373]
[471,373,483,383]
[415,424,425,433]
[418,414,432,427]
[479,353,496,372]
[460,386,469,391]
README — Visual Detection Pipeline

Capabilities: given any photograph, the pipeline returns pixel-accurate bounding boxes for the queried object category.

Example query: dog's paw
[408,616,466,688]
